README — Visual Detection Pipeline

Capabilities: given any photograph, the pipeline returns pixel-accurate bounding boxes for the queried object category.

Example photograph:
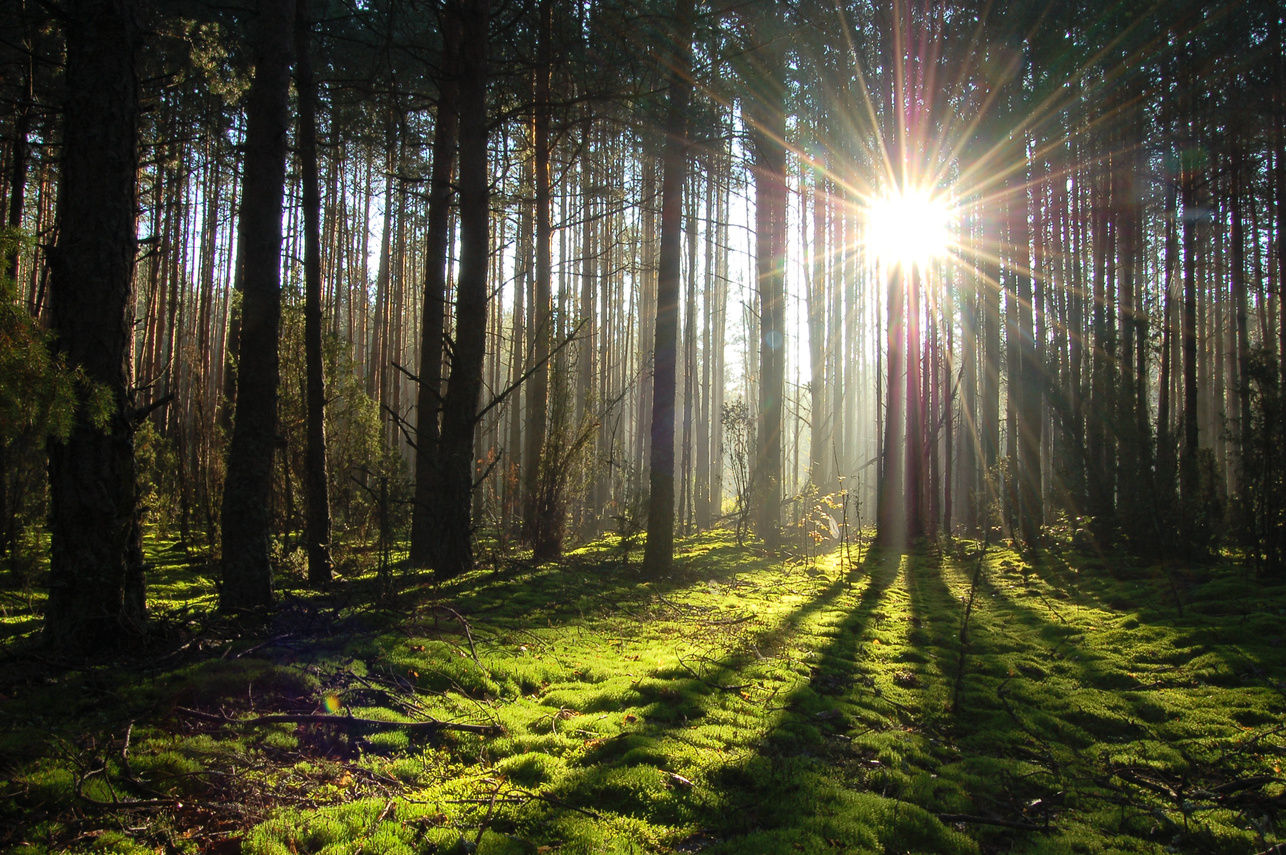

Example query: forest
[1,0,1285,852]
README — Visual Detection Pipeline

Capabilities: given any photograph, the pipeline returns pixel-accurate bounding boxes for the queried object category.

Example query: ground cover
[0,531,1284,854]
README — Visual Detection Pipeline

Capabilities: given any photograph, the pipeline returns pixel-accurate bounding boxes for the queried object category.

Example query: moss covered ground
[1,531,1284,854]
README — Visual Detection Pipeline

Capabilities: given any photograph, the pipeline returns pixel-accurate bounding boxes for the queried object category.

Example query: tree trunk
[1231,141,1250,493]
[410,10,459,567]
[220,0,295,611]
[751,2,786,549]
[1180,121,1199,530]
[523,0,555,558]
[876,260,905,548]
[642,0,693,577]
[296,0,331,586]
[435,0,489,579]
[1013,166,1041,547]
[44,0,144,652]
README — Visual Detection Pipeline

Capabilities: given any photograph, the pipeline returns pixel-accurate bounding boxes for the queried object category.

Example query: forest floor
[0,530,1284,854]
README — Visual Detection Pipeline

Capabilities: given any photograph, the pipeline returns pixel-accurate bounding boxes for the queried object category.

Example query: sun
[866,188,953,270]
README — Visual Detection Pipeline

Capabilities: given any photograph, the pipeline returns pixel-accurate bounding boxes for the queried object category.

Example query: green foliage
[1231,347,1285,574]
[720,399,753,543]
[276,300,409,568]
[0,227,113,577]
[0,231,110,445]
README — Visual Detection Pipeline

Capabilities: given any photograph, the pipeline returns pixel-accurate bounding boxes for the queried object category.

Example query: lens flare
[322,692,341,713]
[866,188,952,270]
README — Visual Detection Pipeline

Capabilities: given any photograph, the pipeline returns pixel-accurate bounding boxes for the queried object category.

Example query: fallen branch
[676,655,751,692]
[1205,774,1281,797]
[429,605,483,667]
[936,812,1048,832]
[176,707,502,736]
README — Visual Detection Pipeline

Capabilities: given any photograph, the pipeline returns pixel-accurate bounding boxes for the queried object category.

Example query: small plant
[721,398,753,545]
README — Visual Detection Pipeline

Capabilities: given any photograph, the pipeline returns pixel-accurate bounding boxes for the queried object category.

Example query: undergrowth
[0,530,1283,854]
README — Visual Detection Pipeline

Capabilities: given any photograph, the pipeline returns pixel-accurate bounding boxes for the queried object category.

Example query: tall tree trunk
[1157,155,1178,517]
[751,1,786,548]
[435,0,489,578]
[876,260,905,547]
[44,0,144,652]
[410,10,459,567]
[523,0,555,558]
[4,51,30,284]
[642,0,693,577]
[296,0,331,586]
[1231,141,1250,494]
[220,0,295,611]
[805,167,829,493]
[1013,165,1041,547]
[1180,121,1200,533]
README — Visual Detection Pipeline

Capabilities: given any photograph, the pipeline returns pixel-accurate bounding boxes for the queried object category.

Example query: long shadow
[521,543,986,853]
[423,543,897,846]
[428,530,778,631]
[921,546,1286,850]
[678,544,990,853]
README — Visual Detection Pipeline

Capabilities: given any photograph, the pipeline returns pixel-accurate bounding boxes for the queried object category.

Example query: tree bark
[876,261,905,548]
[435,0,489,578]
[220,0,295,611]
[523,0,555,558]
[750,2,786,549]
[44,0,144,652]
[642,0,693,577]
[1180,121,1199,528]
[410,10,460,567]
[296,0,331,586]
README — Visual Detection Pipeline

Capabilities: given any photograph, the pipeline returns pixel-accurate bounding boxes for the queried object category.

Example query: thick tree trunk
[296,0,332,586]
[220,0,295,611]
[642,0,693,577]
[410,10,459,567]
[44,0,144,652]
[435,0,489,578]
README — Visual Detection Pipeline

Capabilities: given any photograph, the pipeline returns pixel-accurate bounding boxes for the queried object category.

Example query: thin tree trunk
[523,0,554,557]
[1180,119,1200,530]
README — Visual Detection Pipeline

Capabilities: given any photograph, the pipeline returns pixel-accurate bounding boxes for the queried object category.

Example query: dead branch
[676,655,751,692]
[936,812,1048,832]
[176,707,502,736]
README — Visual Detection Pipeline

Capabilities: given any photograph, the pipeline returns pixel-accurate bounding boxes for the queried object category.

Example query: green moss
[3,531,1284,854]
